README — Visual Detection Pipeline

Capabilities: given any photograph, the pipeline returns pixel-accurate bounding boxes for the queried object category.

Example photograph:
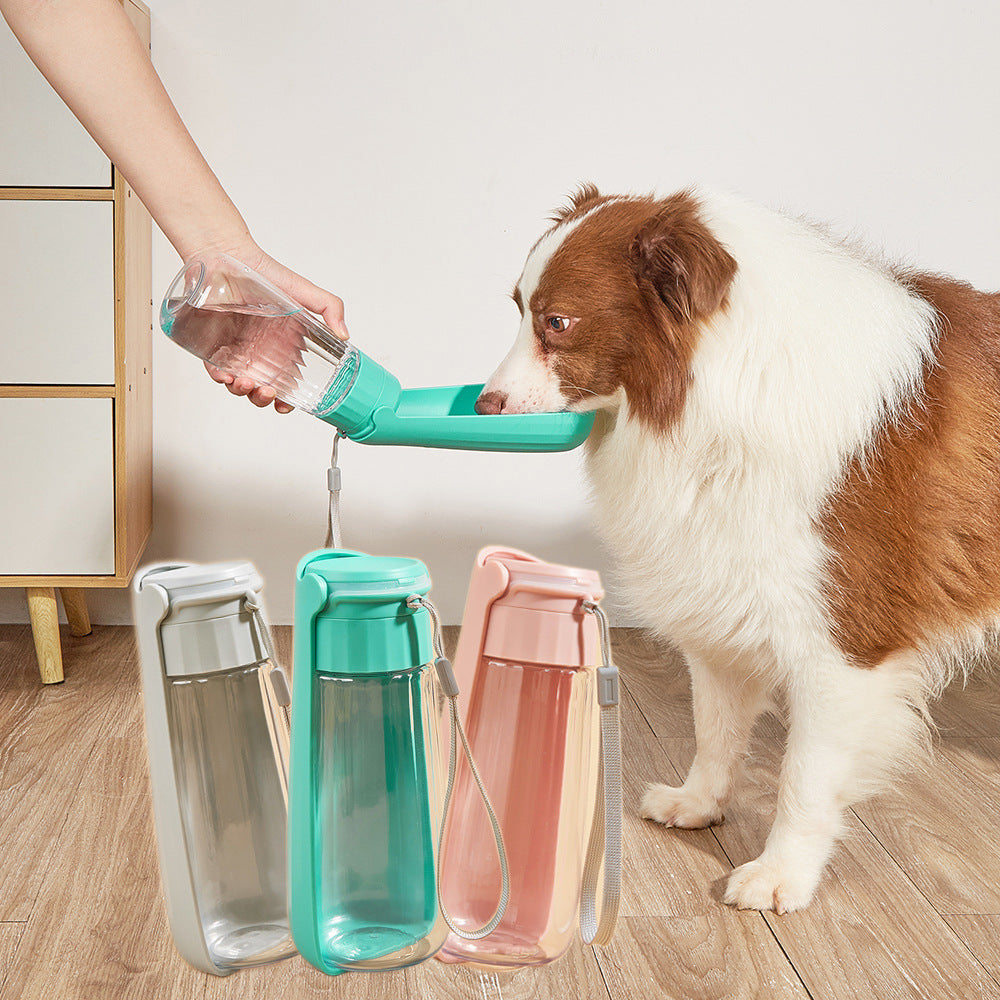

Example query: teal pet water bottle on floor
[288,550,448,973]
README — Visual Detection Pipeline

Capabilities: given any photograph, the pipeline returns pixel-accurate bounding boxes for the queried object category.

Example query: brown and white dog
[475,185,1000,912]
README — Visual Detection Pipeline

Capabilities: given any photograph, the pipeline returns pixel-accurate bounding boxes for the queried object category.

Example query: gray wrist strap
[407,594,510,941]
[579,600,622,947]
[245,595,292,804]
[325,432,346,549]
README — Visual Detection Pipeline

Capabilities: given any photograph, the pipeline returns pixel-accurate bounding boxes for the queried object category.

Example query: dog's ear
[630,196,737,324]
[550,183,605,224]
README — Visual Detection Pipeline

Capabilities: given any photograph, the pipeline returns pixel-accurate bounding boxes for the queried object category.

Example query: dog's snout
[475,390,507,415]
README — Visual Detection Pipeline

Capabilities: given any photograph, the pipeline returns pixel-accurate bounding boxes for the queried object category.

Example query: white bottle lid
[135,561,266,677]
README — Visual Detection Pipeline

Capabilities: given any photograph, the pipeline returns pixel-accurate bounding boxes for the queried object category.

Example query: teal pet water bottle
[160,253,594,452]
[288,550,448,973]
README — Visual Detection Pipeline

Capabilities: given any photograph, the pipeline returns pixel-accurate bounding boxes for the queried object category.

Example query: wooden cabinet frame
[0,0,152,681]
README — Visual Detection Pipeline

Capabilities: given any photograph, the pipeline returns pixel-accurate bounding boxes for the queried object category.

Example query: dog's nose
[475,390,507,415]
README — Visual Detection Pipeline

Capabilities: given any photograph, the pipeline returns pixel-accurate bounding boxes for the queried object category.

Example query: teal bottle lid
[318,351,402,440]
[295,550,432,675]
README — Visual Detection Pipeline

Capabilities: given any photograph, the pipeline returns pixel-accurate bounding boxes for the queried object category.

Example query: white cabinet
[0,26,111,188]
[0,200,115,384]
[0,397,115,574]
[0,0,151,684]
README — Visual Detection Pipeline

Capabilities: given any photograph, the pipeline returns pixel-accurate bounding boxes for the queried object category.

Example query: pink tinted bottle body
[437,655,594,969]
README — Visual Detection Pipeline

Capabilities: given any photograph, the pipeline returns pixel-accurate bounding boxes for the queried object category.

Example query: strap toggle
[597,664,619,707]
[434,656,460,698]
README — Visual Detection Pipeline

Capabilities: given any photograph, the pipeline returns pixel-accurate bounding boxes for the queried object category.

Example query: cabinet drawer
[0,397,115,575]
[0,28,111,187]
[0,200,115,385]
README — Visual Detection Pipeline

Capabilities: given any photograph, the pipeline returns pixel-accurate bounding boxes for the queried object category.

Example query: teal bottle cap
[295,550,433,674]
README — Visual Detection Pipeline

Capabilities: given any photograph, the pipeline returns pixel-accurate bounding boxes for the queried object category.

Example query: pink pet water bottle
[436,547,621,969]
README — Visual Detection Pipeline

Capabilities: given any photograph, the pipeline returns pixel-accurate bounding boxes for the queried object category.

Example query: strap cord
[325,432,346,549]
[578,599,622,947]
[245,594,292,801]
[406,594,510,940]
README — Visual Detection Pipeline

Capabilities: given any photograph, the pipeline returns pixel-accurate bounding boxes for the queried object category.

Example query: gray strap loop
[406,594,510,940]
[579,600,622,948]
[244,594,291,801]
[324,432,346,549]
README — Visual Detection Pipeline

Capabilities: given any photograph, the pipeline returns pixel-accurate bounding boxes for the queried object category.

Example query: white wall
[4,0,999,625]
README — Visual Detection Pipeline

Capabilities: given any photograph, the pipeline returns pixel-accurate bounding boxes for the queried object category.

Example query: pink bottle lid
[453,547,604,716]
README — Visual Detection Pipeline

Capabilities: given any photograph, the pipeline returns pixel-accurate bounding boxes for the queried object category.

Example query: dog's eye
[547,316,571,333]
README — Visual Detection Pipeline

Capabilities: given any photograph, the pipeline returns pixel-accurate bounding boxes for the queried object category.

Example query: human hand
[199,239,349,413]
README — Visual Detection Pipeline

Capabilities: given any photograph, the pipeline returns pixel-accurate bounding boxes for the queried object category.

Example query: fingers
[244,247,349,340]
[204,362,233,384]
[301,284,349,340]
[204,363,292,413]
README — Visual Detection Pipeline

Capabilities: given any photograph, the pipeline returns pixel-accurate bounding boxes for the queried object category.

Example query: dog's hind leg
[641,652,769,829]
[724,649,927,913]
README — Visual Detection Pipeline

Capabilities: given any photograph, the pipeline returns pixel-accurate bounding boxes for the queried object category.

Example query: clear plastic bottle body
[314,663,447,971]
[161,254,359,415]
[165,661,294,971]
[438,657,595,968]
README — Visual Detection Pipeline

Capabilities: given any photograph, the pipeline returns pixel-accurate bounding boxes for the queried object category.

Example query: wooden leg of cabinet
[59,588,92,637]
[26,587,65,685]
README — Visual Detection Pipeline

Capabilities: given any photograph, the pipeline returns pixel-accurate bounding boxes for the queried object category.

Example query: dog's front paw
[723,858,818,914]
[640,783,724,829]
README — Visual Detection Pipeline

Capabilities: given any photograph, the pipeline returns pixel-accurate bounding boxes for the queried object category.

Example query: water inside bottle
[164,301,358,415]
[167,663,295,971]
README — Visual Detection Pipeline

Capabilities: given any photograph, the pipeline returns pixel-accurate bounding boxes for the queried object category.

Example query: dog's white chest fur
[586,411,832,672]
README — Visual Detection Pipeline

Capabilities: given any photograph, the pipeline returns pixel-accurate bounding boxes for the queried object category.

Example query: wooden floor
[2,624,1000,999]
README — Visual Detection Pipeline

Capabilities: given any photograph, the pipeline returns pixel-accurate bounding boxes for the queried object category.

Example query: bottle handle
[579,600,622,948]
[406,595,510,941]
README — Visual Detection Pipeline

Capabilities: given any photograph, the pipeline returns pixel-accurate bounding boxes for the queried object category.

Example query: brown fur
[821,274,1000,667]
[528,190,737,431]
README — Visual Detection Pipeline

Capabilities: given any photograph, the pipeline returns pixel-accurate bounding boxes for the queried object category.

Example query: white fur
[483,189,945,912]
[483,215,587,413]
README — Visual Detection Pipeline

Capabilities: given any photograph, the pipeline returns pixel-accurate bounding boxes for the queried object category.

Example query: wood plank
[0,574,126,588]
[0,189,113,200]
[0,385,115,397]
[853,737,1000,915]
[201,960,406,1000]
[407,939,609,1000]
[664,737,1000,1000]
[113,140,153,582]
[596,915,808,1000]
[616,628,784,739]
[931,659,1000,737]
[0,625,130,920]
[616,628,695,738]
[2,734,210,1000]
[0,923,24,985]
[611,688,809,995]
[943,914,1000,985]
[618,687,738,918]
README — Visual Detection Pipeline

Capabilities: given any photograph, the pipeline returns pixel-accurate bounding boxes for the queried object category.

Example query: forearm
[1,0,251,258]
